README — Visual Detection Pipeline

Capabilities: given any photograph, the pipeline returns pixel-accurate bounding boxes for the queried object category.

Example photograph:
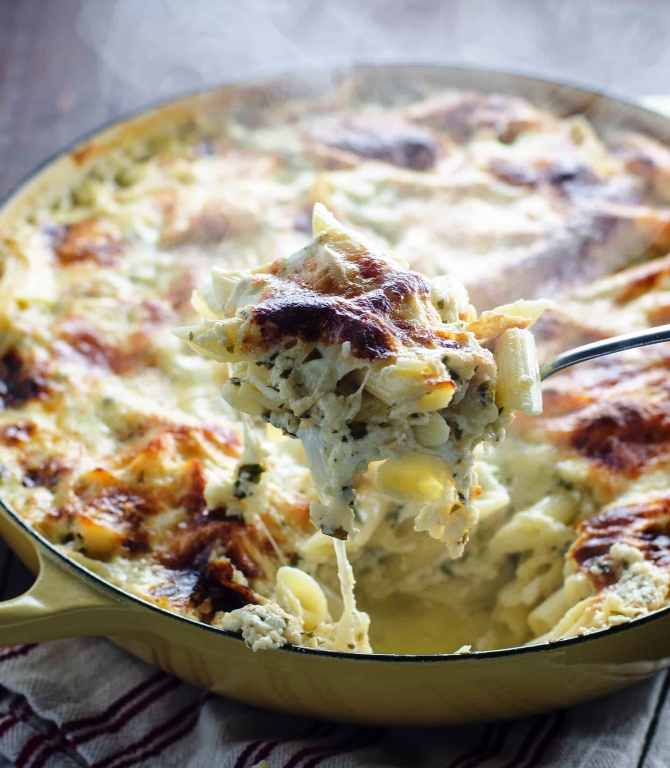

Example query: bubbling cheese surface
[177,205,540,557]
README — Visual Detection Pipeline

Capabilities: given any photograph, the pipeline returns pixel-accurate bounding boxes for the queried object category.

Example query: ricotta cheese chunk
[218,602,303,652]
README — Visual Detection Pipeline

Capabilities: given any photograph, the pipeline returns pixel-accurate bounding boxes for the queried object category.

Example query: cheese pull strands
[332,539,372,653]
[240,413,267,466]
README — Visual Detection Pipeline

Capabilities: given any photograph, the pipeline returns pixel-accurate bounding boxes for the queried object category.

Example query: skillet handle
[0,546,133,647]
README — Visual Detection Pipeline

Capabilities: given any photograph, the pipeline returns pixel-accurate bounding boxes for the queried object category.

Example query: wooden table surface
[3,0,670,747]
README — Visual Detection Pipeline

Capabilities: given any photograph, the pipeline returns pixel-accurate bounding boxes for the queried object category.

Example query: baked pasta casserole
[3,75,670,653]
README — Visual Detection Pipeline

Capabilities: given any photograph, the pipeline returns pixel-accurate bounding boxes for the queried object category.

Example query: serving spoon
[539,323,670,381]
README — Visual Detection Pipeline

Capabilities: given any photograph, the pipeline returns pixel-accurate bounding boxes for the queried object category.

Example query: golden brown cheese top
[243,229,465,360]
[512,352,670,492]
[570,495,670,590]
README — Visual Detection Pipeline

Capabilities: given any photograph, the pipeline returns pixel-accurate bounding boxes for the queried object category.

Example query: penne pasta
[494,327,542,415]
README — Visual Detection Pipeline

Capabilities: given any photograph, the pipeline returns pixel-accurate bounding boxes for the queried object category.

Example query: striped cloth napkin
[0,639,668,768]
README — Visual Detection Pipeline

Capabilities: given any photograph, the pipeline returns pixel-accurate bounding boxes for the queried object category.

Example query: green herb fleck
[233,463,266,499]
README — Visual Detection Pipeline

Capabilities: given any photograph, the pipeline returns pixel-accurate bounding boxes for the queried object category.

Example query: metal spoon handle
[539,323,670,381]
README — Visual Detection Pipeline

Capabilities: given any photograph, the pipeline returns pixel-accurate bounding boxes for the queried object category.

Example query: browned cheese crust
[246,233,467,360]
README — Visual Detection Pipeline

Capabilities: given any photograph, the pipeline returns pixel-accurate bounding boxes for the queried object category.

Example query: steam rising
[77,0,667,112]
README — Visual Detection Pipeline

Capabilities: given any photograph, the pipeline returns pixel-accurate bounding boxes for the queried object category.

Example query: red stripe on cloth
[234,722,326,768]
[234,740,261,768]
[3,696,71,768]
[105,711,201,768]
[70,676,182,746]
[15,712,85,768]
[302,728,384,768]
[524,711,565,768]
[14,732,48,768]
[498,715,552,768]
[17,729,67,768]
[249,722,336,767]
[62,671,168,735]
[98,697,207,768]
[0,697,34,743]
[0,715,18,740]
[281,728,379,768]
[90,693,208,768]
[27,741,63,768]
[0,645,38,663]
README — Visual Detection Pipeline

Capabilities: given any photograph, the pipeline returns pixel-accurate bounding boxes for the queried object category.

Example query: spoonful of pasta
[176,203,546,558]
[175,203,670,563]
